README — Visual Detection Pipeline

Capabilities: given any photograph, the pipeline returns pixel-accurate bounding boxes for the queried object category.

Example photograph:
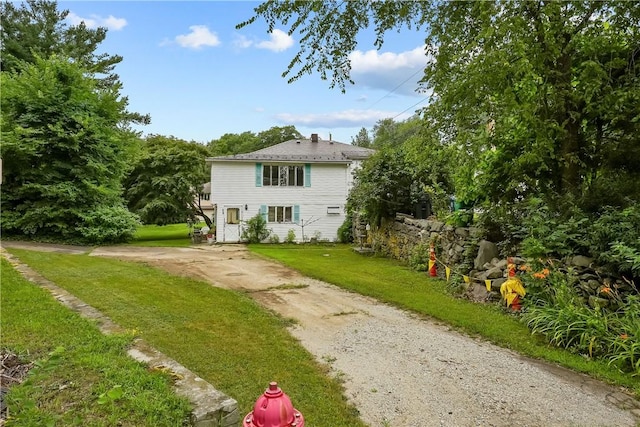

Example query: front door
[223,205,243,242]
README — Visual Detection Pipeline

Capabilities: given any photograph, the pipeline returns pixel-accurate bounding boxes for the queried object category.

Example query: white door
[223,205,243,242]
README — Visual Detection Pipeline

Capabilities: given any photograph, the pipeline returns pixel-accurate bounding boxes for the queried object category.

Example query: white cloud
[66,12,127,31]
[102,15,127,31]
[255,29,294,52]
[273,109,400,128]
[348,46,428,95]
[233,34,253,49]
[174,25,221,49]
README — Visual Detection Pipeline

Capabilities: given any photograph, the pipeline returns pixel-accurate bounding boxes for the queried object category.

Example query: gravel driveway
[7,242,640,426]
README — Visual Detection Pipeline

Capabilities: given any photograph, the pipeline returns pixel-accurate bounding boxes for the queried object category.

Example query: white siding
[211,161,350,242]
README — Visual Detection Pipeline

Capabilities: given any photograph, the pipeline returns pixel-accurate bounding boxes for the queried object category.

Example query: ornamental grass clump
[521,263,640,375]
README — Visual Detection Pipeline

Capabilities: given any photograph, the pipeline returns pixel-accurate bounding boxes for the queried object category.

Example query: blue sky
[60,1,429,144]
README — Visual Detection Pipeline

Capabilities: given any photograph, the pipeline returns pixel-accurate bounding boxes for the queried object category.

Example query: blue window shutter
[304,163,311,187]
[260,205,268,222]
[255,163,262,187]
[293,205,300,223]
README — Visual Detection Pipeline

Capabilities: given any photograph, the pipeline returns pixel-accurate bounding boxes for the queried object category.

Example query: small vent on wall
[327,206,341,215]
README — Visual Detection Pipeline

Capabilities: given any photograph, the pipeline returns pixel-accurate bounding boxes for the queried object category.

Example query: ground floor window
[268,206,292,223]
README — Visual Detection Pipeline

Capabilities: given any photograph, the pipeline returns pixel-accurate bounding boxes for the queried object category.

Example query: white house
[195,182,215,225]
[206,134,374,243]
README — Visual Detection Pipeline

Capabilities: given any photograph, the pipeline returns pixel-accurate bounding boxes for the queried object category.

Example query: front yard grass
[249,244,640,396]
[4,249,365,426]
[1,258,192,426]
[129,223,200,247]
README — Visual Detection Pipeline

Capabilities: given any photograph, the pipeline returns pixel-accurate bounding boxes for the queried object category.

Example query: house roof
[206,137,375,164]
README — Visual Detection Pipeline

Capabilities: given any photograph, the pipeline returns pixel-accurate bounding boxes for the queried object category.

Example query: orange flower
[601,287,611,294]
[519,265,531,271]
[620,334,628,340]
[532,272,547,279]
[542,268,550,275]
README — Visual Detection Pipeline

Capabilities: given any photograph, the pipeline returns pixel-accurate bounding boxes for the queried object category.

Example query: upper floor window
[200,193,210,201]
[263,165,304,187]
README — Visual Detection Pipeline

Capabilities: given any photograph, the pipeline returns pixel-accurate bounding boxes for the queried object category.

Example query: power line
[393,97,428,119]
[367,66,425,109]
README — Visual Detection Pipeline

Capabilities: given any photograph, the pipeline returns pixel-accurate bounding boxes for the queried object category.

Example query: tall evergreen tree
[1,56,139,243]
[1,0,120,87]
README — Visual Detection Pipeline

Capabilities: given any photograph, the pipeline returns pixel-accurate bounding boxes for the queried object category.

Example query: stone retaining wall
[366,215,634,307]
[369,214,482,270]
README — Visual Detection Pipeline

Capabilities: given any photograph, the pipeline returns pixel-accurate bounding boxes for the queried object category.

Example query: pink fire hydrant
[243,382,305,427]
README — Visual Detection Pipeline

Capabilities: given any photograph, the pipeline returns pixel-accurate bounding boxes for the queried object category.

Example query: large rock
[467,283,490,303]
[571,255,594,268]
[474,240,499,270]
[429,221,445,232]
[491,277,507,292]
[479,266,504,280]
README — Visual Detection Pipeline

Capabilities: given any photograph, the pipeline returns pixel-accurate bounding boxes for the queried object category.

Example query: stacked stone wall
[370,214,482,271]
[367,214,634,308]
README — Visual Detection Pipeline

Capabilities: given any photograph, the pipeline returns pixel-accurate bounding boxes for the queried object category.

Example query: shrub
[268,233,280,244]
[606,295,640,373]
[285,229,297,244]
[78,206,140,244]
[521,266,640,374]
[337,216,353,243]
[241,214,270,243]
[409,242,431,271]
[590,206,640,278]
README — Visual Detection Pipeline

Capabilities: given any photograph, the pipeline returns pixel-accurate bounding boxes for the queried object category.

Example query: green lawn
[5,249,365,426]
[1,258,191,427]
[249,244,640,396]
[128,223,205,247]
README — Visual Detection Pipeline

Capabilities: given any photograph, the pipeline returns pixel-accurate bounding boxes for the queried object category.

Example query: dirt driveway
[9,242,640,426]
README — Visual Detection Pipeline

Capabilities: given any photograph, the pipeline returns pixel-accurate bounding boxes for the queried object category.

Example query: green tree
[207,126,304,156]
[124,135,211,226]
[351,127,372,148]
[208,131,259,156]
[0,55,139,243]
[256,125,304,150]
[239,1,640,213]
[371,118,401,148]
[347,145,420,226]
[1,0,150,125]
[1,0,120,86]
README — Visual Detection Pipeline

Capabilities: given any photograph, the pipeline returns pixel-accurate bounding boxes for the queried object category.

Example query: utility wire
[393,97,428,119]
[366,66,425,110]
